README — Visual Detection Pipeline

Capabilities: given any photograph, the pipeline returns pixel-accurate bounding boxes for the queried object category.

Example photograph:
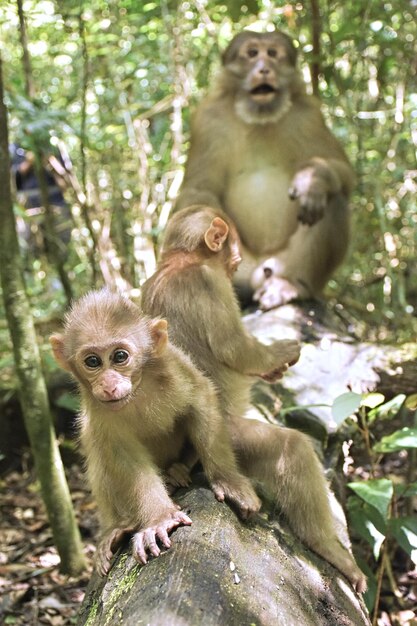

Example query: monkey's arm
[201,270,300,375]
[185,381,261,519]
[288,105,355,226]
[90,439,191,574]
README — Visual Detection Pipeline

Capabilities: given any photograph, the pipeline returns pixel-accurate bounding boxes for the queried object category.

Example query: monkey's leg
[229,416,366,593]
[187,401,261,519]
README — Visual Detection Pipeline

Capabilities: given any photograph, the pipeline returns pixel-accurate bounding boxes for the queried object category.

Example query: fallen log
[77,479,370,626]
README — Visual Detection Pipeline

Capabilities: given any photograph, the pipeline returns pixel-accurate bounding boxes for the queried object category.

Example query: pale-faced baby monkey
[175,30,354,309]
[50,289,262,575]
[141,205,366,593]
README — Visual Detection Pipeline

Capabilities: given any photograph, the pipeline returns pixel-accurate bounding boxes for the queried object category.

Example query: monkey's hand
[96,527,135,576]
[211,476,261,520]
[165,462,192,490]
[289,160,341,226]
[131,510,192,565]
[262,338,301,372]
[261,365,288,383]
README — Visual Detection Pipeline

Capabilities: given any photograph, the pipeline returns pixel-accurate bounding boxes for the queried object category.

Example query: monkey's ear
[150,319,168,357]
[49,334,72,371]
[204,217,229,252]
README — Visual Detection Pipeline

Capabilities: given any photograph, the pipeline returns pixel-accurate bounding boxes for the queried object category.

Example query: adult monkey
[175,30,354,309]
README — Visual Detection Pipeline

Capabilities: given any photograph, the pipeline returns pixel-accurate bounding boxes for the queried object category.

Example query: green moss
[101,561,142,625]
[83,598,99,626]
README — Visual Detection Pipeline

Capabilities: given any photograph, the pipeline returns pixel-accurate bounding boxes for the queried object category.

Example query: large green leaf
[331,392,362,425]
[348,479,393,521]
[347,496,386,559]
[389,518,417,564]
[373,427,417,453]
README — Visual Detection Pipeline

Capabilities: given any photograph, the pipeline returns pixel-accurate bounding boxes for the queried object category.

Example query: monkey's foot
[211,477,261,520]
[131,511,192,565]
[165,462,192,490]
[257,277,300,310]
[95,527,135,576]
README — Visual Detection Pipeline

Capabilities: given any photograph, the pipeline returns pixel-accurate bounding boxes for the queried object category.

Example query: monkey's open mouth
[250,84,277,102]
[251,84,276,95]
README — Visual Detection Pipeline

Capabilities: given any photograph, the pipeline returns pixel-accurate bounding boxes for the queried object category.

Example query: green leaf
[347,496,386,559]
[373,427,417,453]
[368,394,405,423]
[331,392,362,425]
[348,479,393,520]
[360,393,385,409]
[405,394,417,410]
[389,518,417,564]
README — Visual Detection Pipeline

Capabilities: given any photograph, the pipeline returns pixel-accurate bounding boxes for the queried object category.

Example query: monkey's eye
[112,349,129,365]
[247,48,258,58]
[84,354,102,368]
[268,48,278,58]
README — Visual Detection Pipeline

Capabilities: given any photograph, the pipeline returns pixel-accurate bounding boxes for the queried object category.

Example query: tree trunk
[0,55,85,576]
[78,480,370,626]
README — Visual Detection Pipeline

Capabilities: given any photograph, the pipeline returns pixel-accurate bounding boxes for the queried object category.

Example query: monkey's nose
[102,387,117,400]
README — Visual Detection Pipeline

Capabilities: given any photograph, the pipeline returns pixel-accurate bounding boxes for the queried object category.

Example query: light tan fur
[50,289,261,575]
[175,30,354,308]
[141,206,366,593]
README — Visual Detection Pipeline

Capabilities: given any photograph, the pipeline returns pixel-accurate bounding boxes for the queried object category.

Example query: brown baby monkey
[50,289,261,575]
[141,205,366,593]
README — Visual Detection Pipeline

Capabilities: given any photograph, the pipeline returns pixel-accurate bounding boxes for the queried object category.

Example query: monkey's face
[240,38,294,103]
[223,32,298,124]
[76,342,138,410]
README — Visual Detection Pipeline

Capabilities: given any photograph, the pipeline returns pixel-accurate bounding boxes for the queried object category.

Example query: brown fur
[50,289,261,575]
[175,30,354,308]
[141,206,366,593]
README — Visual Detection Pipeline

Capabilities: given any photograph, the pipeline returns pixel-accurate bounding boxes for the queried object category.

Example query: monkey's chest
[141,421,187,469]
[225,166,297,253]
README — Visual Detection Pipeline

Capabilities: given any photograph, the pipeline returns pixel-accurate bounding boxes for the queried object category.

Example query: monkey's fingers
[144,529,162,559]
[172,511,193,526]
[166,462,192,488]
[95,545,113,576]
[212,479,261,519]
[155,527,172,549]
[260,366,287,383]
[297,201,325,226]
[211,484,226,502]
[289,170,328,226]
[228,489,261,520]
[132,531,149,564]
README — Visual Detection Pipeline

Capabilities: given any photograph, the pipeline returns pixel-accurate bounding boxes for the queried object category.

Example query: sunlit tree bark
[0,55,86,576]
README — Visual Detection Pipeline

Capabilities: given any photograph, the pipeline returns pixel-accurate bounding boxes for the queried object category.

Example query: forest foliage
[0,0,416,341]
